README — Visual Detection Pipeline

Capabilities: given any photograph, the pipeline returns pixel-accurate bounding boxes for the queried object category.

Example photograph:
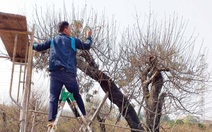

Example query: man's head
[58,21,71,36]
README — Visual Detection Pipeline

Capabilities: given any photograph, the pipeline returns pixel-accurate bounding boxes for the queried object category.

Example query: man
[33,21,92,125]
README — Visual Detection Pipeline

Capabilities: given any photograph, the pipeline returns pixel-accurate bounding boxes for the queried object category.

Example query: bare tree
[30,3,209,132]
[31,4,144,131]
[117,13,210,131]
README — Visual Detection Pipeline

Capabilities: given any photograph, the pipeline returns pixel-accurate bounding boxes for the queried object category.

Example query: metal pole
[19,25,34,132]
[9,34,21,108]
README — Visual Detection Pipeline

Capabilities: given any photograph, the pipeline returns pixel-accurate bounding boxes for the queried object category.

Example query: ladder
[47,88,92,132]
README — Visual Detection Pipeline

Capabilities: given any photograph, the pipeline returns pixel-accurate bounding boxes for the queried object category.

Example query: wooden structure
[0,12,29,62]
[0,12,34,132]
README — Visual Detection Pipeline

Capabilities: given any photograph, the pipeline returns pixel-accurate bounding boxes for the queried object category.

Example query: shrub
[198,123,206,130]
[175,119,184,125]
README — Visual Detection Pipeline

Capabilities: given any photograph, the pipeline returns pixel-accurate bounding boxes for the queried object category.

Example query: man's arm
[75,36,92,50]
[75,29,92,50]
[33,39,51,51]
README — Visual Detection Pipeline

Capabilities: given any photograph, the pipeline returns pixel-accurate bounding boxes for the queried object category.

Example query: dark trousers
[48,70,86,121]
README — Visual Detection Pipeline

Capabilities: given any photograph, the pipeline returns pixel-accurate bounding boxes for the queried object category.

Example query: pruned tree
[30,3,209,132]
[31,4,144,131]
[117,13,210,131]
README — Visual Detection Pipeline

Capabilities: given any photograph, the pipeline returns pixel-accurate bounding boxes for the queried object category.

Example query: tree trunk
[143,71,166,132]
[77,55,144,132]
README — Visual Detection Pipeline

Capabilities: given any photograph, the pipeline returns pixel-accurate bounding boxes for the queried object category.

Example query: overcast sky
[0,0,212,120]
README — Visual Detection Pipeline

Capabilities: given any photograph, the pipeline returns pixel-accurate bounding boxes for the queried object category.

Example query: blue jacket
[33,33,92,75]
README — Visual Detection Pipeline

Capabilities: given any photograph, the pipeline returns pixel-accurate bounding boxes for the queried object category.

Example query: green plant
[198,123,206,129]
[175,119,184,125]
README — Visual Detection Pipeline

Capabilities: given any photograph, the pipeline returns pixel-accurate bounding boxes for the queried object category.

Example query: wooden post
[19,26,34,132]
[88,92,109,126]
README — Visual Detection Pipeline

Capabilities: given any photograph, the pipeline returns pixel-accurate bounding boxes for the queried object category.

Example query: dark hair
[58,21,69,33]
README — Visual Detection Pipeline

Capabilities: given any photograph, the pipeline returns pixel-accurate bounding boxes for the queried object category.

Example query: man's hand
[87,29,92,37]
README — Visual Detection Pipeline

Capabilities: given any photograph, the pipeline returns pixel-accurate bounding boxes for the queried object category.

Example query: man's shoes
[47,121,57,130]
